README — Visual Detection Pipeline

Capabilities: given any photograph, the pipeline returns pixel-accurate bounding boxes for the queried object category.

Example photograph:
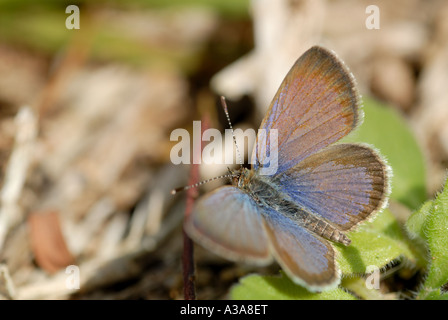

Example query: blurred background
[0,0,447,299]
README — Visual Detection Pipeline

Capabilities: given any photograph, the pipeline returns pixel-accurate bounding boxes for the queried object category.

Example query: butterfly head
[230,167,254,191]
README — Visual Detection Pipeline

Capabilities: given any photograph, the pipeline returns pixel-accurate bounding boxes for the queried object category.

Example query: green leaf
[420,289,448,300]
[336,208,418,274]
[407,178,448,299]
[341,277,392,300]
[406,200,433,241]
[416,178,448,297]
[230,272,356,300]
[342,97,426,210]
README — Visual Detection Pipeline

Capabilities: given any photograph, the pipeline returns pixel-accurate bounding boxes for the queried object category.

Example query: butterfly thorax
[234,168,351,246]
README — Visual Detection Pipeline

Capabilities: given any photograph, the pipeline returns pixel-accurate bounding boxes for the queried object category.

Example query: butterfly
[184,46,391,292]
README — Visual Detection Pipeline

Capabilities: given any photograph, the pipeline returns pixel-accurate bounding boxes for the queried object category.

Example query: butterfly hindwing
[274,143,390,231]
[186,186,272,264]
[261,206,340,291]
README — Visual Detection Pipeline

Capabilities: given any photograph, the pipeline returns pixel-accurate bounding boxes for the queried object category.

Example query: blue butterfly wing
[261,206,339,291]
[185,186,272,264]
[252,46,362,174]
[274,143,390,231]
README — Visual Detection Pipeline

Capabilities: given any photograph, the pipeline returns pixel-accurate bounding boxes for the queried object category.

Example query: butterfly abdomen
[298,210,351,246]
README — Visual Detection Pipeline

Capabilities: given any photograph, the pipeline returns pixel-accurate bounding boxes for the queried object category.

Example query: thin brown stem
[182,112,210,300]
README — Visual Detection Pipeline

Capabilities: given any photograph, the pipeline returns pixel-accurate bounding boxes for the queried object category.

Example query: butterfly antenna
[171,173,235,195]
[220,96,243,168]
